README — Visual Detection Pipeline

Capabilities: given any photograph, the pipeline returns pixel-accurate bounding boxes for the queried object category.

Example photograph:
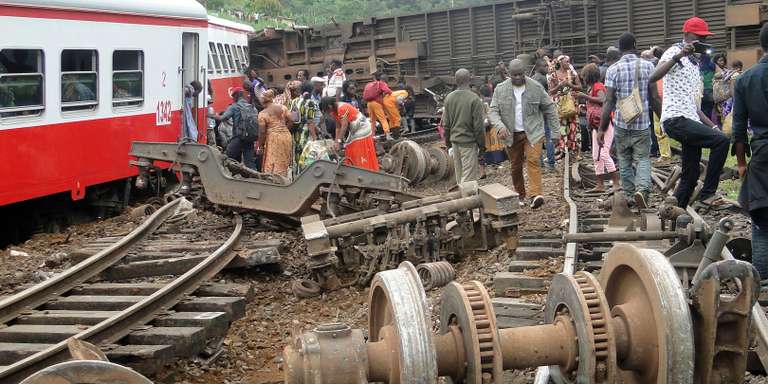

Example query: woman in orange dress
[319,97,379,171]
[258,90,294,177]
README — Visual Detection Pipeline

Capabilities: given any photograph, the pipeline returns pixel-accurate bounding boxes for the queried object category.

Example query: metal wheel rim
[426,147,450,181]
[20,360,152,384]
[599,243,694,384]
[438,281,503,384]
[368,261,437,384]
[544,273,596,384]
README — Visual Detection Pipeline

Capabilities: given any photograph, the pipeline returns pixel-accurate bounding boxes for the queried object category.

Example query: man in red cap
[650,17,731,209]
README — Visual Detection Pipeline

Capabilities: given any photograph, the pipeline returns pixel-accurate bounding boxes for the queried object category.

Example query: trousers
[506,132,543,199]
[383,94,401,130]
[613,127,651,198]
[452,142,480,184]
[663,117,730,207]
[367,101,390,134]
[226,137,257,170]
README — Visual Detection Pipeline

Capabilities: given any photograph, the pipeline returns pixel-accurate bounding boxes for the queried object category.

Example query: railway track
[0,199,245,383]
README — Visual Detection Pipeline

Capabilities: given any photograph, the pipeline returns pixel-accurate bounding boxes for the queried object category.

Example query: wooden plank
[16,310,119,326]
[513,247,563,261]
[518,238,563,248]
[71,282,255,301]
[43,296,143,311]
[0,342,51,364]
[493,272,548,296]
[152,311,231,339]
[126,326,205,356]
[105,344,175,376]
[0,325,84,343]
[175,297,246,320]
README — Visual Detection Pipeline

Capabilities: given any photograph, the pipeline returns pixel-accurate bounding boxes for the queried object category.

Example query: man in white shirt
[650,17,730,209]
[323,60,345,100]
[489,59,559,209]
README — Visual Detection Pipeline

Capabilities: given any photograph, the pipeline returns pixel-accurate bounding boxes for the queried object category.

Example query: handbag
[557,92,578,120]
[616,59,644,124]
[713,71,734,104]
[556,71,578,119]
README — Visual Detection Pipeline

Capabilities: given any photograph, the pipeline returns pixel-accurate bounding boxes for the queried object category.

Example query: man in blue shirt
[182,81,203,142]
[733,23,768,282]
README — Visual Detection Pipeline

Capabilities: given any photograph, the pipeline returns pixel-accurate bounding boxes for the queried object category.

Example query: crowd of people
[443,16,749,215]
[192,63,417,179]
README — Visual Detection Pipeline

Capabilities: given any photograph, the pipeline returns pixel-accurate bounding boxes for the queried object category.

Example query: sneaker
[633,191,647,209]
[531,195,544,209]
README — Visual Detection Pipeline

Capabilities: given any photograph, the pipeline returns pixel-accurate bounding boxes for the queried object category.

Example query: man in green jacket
[443,68,486,184]
[489,59,560,209]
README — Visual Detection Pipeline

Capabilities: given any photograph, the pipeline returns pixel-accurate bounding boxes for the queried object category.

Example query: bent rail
[1,215,243,383]
[0,198,182,325]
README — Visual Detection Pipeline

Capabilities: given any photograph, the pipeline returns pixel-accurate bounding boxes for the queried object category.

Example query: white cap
[311,76,326,83]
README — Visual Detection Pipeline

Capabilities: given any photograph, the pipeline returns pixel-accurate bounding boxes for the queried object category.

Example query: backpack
[235,102,259,142]
[363,81,381,102]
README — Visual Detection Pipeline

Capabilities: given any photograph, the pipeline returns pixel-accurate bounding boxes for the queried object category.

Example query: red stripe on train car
[0,111,201,206]
[0,4,208,28]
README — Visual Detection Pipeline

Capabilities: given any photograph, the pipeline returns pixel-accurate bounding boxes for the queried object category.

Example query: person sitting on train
[181,80,203,142]
[62,75,95,103]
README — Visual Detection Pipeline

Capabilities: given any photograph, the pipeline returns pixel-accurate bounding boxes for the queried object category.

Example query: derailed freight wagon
[248,0,764,122]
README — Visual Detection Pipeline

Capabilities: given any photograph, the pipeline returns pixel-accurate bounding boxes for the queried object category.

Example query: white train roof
[208,15,254,33]
[0,0,208,20]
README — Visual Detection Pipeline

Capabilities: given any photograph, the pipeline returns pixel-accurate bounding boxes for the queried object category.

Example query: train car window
[224,45,235,73]
[209,42,222,73]
[112,50,143,107]
[242,46,249,66]
[207,49,214,74]
[0,49,44,118]
[217,44,229,72]
[61,49,98,112]
[232,46,242,74]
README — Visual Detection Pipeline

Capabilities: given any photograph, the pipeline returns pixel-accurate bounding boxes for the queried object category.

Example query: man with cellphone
[650,17,731,209]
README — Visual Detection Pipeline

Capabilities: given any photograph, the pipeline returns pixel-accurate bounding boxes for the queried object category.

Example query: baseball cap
[311,76,326,83]
[683,17,713,36]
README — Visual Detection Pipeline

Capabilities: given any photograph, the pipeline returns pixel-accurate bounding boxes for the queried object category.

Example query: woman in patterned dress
[548,55,582,157]
[258,90,294,177]
[320,97,379,171]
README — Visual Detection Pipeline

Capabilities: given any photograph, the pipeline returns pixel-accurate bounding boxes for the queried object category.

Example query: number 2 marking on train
[156,100,172,126]
[161,72,166,87]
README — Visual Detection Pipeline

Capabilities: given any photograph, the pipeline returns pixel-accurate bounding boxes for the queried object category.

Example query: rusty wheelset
[283,242,751,384]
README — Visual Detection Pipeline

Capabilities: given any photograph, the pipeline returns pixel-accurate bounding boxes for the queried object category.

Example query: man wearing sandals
[732,23,768,283]
[650,17,731,209]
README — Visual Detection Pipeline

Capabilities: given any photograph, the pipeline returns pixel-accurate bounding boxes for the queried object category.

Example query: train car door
[181,32,200,127]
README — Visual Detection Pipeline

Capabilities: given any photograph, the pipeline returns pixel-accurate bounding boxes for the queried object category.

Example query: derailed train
[249,0,765,121]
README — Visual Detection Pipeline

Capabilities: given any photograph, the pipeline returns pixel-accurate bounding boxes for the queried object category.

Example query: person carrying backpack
[212,87,259,170]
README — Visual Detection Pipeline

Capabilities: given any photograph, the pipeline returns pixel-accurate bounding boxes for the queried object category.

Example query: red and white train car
[206,15,252,112]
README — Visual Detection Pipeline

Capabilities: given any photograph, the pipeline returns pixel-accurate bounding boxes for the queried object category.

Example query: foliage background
[202,0,493,28]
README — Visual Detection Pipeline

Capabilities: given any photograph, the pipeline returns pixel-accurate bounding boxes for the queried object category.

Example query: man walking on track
[598,32,660,209]
[442,68,486,184]
[489,59,559,209]
[650,17,731,209]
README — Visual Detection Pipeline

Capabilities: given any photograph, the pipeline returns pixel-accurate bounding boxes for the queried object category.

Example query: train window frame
[224,44,235,73]
[60,49,98,113]
[207,48,214,74]
[112,50,144,109]
[241,46,249,66]
[232,46,242,74]
[216,43,229,72]
[209,42,222,73]
[0,48,45,119]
